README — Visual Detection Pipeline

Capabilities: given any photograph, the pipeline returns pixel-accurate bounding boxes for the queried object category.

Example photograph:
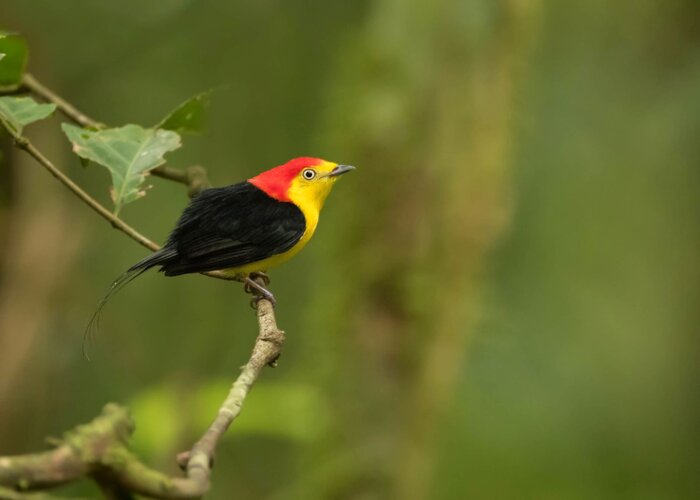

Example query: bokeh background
[1,1,699,498]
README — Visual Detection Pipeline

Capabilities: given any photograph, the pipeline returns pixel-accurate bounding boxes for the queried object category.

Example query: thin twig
[149,165,189,184]
[11,135,158,252]
[150,165,210,198]
[7,130,229,279]
[21,74,104,130]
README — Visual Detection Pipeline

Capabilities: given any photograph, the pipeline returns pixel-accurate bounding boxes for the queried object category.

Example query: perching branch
[0,283,284,499]
[180,296,284,491]
[0,74,287,497]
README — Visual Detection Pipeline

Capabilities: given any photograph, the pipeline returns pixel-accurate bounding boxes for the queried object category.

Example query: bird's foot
[248,271,271,287]
[244,276,276,308]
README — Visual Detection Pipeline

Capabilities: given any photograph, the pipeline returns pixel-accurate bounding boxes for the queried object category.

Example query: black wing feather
[158,182,305,276]
[84,182,303,355]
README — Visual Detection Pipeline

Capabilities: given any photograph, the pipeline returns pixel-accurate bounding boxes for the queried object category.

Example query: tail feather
[83,247,177,359]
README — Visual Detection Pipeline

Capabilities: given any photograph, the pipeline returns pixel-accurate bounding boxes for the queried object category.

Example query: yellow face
[227,160,354,275]
[285,160,355,214]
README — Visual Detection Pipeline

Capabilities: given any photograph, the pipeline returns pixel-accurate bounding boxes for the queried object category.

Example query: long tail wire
[83,267,149,360]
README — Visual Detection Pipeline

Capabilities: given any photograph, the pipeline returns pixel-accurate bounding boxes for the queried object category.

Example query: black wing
[157,182,305,276]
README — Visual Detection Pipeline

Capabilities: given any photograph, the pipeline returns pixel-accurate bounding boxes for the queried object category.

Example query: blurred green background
[1,1,699,498]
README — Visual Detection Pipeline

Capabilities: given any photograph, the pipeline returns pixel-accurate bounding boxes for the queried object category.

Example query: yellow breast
[229,202,318,274]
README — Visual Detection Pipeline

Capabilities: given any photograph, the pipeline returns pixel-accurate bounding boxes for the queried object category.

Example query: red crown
[249,157,324,201]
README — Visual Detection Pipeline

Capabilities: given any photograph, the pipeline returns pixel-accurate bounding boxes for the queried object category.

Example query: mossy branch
[0,279,283,499]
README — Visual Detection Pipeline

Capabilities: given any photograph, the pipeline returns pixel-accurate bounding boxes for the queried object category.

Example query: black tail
[83,247,177,359]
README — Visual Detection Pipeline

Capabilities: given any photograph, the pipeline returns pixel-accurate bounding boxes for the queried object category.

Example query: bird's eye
[302,169,316,180]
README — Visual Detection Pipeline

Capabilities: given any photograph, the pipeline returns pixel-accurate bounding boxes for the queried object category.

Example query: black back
[158,182,306,276]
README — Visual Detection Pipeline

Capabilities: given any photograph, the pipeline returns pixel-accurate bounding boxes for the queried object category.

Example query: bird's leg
[243,271,271,293]
[243,275,276,307]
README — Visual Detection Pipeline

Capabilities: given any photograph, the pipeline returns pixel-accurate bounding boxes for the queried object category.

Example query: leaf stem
[11,134,159,252]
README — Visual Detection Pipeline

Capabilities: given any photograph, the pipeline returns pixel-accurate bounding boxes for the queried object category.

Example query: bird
[87,157,354,347]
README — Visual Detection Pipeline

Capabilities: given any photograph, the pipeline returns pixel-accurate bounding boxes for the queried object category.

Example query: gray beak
[328,164,356,177]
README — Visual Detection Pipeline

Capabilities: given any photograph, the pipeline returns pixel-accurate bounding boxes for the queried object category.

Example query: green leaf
[0,34,28,90]
[62,123,181,212]
[157,90,212,134]
[0,96,56,134]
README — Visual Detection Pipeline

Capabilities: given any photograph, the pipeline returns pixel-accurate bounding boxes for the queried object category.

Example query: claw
[243,276,276,308]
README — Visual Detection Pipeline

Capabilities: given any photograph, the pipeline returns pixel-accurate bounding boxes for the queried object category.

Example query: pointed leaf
[0,96,56,134]
[0,34,28,90]
[62,123,181,212]
[157,90,212,134]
